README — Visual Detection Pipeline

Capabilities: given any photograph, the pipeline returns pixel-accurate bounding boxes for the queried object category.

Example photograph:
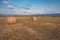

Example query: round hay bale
[7,17,16,25]
[32,16,37,22]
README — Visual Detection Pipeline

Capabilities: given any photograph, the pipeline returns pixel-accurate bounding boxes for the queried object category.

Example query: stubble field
[0,16,60,40]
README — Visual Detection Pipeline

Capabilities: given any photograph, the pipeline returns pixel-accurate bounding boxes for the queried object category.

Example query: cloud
[55,11,60,13]
[3,1,9,4]
[8,5,14,9]
[22,6,30,10]
[0,10,60,15]
[22,3,31,10]
[3,1,17,9]
[1,6,59,15]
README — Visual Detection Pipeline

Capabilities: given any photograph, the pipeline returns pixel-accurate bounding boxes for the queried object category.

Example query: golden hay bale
[7,17,16,24]
[32,16,37,22]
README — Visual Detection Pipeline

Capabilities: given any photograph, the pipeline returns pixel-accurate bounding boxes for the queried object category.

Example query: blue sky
[0,0,60,15]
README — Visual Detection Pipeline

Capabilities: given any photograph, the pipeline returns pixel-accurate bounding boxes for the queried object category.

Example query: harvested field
[0,16,60,40]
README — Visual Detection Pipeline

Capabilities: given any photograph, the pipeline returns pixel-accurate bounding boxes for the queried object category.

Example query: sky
[0,0,60,15]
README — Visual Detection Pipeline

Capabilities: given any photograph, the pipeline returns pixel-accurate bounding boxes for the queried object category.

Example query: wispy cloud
[8,5,14,9]
[0,9,60,15]
[3,1,9,4]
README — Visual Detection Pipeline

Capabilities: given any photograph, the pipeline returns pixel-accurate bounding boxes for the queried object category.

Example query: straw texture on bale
[7,17,16,24]
[32,17,37,22]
